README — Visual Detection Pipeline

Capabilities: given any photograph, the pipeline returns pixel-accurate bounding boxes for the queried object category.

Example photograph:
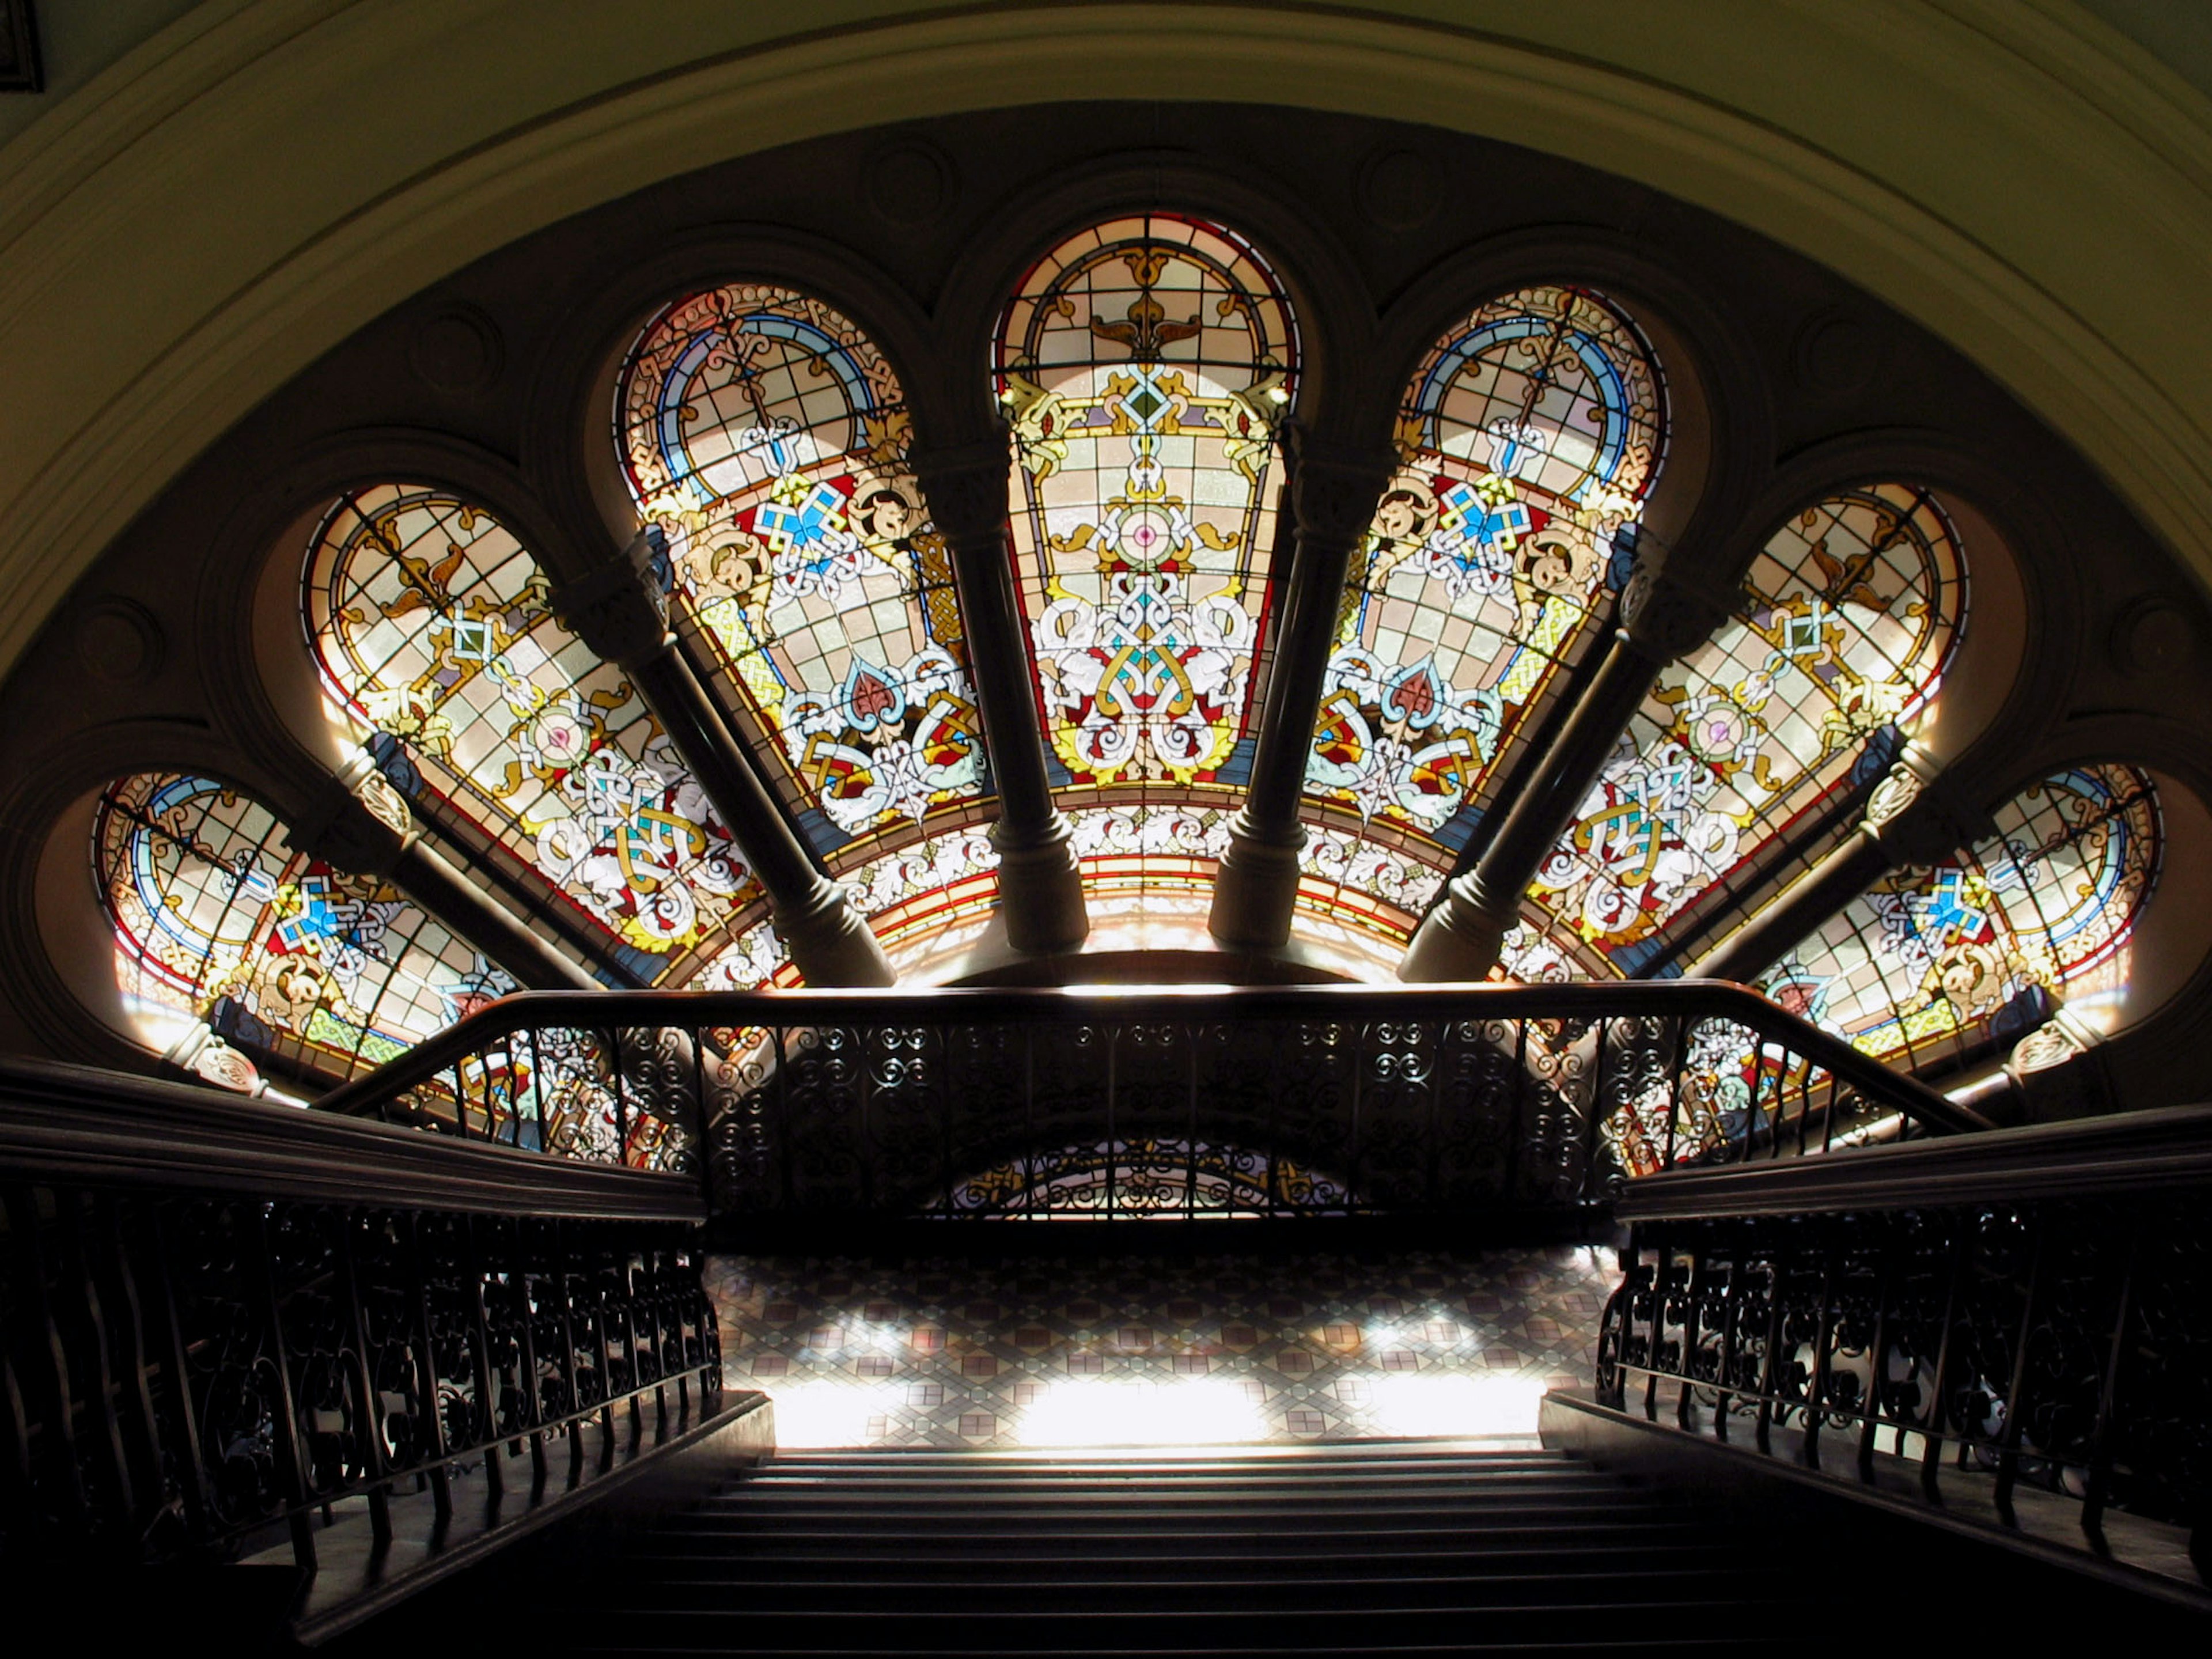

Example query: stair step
[734,1478,1619,1504]
[631,1571,1782,1611]
[632,1540,1736,1573]
[646,1531,1716,1557]
[572,1600,1752,1649]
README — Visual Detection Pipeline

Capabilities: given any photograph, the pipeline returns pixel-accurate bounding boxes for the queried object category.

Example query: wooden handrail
[1615,1101,2212,1220]
[308,979,1989,1138]
[0,1056,703,1221]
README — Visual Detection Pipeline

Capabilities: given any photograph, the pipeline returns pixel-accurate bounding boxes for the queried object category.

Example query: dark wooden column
[1400,527,1741,982]
[910,437,1089,955]
[287,756,599,991]
[1210,434,1396,950]
[1687,753,1995,983]
[552,531,895,987]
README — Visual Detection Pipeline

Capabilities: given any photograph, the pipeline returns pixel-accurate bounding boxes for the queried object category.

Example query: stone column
[287,753,599,991]
[553,530,895,987]
[909,437,1088,955]
[1210,434,1396,950]
[1686,752,1995,983]
[1399,527,1741,982]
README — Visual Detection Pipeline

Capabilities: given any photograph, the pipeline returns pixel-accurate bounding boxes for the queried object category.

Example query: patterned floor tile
[705,1243,1616,1449]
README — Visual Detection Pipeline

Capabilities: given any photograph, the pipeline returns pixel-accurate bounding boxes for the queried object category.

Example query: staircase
[556,1441,1808,1654]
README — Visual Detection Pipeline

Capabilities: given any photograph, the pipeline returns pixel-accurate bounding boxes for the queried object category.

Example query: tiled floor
[704,1243,1616,1449]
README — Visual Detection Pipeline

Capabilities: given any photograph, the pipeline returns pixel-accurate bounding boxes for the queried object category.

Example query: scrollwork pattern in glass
[617,285,984,858]
[1307,285,1665,856]
[1760,764,2160,1067]
[303,485,761,977]
[997,214,1298,799]
[1532,484,1964,974]
[94,772,511,1080]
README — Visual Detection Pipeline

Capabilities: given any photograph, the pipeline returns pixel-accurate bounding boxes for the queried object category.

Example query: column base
[776,882,897,987]
[992,816,1090,955]
[1398,876,1512,983]
[1208,815,1306,952]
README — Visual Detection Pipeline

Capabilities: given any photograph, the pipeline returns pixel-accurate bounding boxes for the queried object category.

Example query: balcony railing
[1596,1103,2212,1581]
[310,982,1989,1221]
[0,1057,726,1622]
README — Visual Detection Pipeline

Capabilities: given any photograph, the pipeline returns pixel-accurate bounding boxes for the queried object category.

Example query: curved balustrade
[309,982,1988,1219]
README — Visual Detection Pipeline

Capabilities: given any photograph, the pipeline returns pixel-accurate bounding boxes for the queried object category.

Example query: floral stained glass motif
[997,214,1298,805]
[1760,765,2160,1068]
[304,486,762,979]
[95,773,512,1081]
[1530,485,1964,975]
[1307,287,1664,872]
[617,285,984,860]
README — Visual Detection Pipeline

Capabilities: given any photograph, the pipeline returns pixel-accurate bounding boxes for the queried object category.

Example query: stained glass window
[95,772,511,1082]
[997,214,1298,825]
[302,484,764,983]
[1306,286,1664,893]
[1528,484,1964,975]
[1760,764,2160,1069]
[616,285,986,865]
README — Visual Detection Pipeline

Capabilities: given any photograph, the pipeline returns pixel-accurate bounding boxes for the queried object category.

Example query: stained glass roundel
[94,772,512,1080]
[1762,764,2161,1067]
[1531,484,1965,975]
[302,485,763,979]
[996,214,1299,807]
[615,285,985,862]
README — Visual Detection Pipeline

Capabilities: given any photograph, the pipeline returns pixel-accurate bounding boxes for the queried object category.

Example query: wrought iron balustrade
[309,982,1988,1220]
[1596,1104,2212,1578]
[0,1059,720,1578]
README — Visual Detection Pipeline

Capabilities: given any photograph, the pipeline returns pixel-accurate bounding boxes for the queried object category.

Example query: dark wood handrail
[308,979,1990,1137]
[0,1056,703,1221]
[1615,1101,2212,1220]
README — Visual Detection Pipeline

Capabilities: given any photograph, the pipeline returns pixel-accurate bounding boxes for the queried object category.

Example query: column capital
[1863,753,1997,868]
[908,433,1016,545]
[2003,1007,2113,1121]
[1615,527,1742,662]
[288,753,416,877]
[551,527,672,668]
[1285,431,1398,542]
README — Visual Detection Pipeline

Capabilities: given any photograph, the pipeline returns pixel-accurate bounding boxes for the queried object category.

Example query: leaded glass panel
[1305,285,1664,900]
[1761,764,2160,1067]
[95,772,510,1080]
[302,484,760,979]
[1530,484,1964,974]
[616,285,985,860]
[997,214,1298,816]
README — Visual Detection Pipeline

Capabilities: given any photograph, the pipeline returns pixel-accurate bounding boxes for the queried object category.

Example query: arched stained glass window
[303,485,763,981]
[94,772,510,1081]
[1761,764,2161,1068]
[1528,484,1965,975]
[1306,287,1663,853]
[996,215,1298,822]
[616,285,986,863]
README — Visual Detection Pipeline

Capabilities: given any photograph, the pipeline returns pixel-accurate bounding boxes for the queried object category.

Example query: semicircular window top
[615,284,988,869]
[1760,763,2161,1070]
[1298,285,1666,952]
[1527,484,1966,978]
[996,214,1300,883]
[302,485,767,984]
[94,772,513,1089]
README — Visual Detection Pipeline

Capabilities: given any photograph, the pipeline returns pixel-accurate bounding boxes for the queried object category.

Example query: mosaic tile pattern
[704,1244,1615,1449]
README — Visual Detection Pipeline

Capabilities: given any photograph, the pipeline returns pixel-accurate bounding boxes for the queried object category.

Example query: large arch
[5,1,2212,701]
